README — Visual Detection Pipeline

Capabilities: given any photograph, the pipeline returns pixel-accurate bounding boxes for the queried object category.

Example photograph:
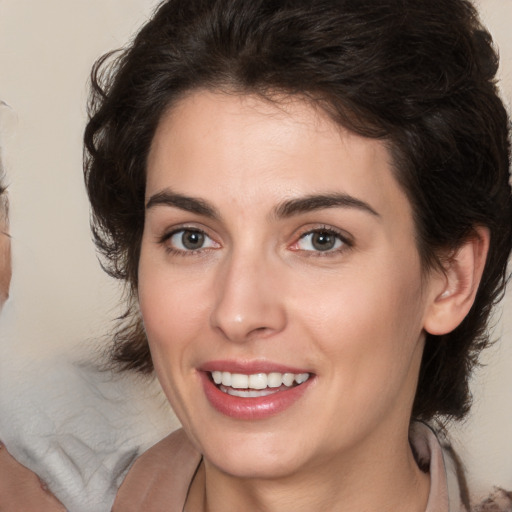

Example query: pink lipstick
[199,360,314,420]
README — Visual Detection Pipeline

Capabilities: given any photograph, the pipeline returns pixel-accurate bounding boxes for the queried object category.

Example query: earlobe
[423,227,490,336]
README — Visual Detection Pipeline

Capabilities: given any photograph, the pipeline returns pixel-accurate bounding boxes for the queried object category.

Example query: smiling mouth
[209,371,311,398]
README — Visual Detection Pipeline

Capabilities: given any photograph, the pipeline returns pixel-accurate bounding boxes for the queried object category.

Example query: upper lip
[199,360,312,374]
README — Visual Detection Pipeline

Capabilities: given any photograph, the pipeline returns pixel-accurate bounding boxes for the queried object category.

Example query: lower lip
[199,372,313,420]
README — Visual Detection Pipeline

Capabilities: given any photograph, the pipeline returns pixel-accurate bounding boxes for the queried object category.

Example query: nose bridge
[210,243,286,343]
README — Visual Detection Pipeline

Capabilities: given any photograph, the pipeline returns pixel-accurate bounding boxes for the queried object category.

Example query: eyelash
[159,227,219,256]
[158,225,353,257]
[291,226,353,256]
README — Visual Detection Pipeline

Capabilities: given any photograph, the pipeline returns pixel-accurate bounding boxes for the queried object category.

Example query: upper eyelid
[158,223,214,239]
[163,226,202,236]
[294,225,353,244]
[160,228,216,247]
[287,226,354,257]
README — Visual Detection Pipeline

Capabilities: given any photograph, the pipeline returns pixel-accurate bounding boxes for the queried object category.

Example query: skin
[0,443,66,512]
[0,196,11,305]
[135,90,458,512]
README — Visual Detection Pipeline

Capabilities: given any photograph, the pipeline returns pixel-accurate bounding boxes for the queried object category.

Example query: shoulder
[112,428,201,512]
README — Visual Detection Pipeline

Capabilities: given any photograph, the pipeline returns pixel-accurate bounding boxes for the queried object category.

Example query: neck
[186,425,430,512]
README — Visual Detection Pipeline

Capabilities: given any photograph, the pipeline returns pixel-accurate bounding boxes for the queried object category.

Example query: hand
[0,441,66,511]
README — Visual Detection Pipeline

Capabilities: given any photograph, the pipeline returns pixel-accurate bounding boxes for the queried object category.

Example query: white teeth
[210,370,311,392]
[231,373,249,389]
[295,373,309,384]
[221,371,232,387]
[267,372,282,388]
[248,373,267,390]
[282,373,295,386]
[222,386,279,398]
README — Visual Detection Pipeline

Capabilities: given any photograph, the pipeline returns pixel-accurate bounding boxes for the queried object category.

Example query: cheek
[138,257,212,359]
[293,253,426,389]
[297,252,424,336]
[137,261,211,414]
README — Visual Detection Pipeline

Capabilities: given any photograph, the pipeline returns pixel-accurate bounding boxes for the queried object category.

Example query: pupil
[312,232,335,251]
[182,231,204,250]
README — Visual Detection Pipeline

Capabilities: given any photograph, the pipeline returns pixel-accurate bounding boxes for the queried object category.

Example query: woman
[86,0,511,509]
[2,0,512,510]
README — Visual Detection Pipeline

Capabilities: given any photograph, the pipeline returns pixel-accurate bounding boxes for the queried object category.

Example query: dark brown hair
[84,0,512,421]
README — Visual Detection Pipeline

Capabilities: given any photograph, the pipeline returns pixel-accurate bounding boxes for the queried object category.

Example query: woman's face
[139,91,441,478]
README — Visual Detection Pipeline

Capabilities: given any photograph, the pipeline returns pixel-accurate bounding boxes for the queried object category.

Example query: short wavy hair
[84,0,512,422]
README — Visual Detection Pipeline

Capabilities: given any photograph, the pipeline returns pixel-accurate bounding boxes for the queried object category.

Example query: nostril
[247,326,275,339]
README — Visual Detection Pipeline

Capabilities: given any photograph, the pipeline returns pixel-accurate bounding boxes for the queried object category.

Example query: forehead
[146,90,413,223]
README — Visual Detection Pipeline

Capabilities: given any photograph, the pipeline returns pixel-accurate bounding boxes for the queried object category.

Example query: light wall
[452,0,512,497]
[0,0,510,499]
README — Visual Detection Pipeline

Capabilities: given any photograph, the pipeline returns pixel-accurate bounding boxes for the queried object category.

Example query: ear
[423,227,490,336]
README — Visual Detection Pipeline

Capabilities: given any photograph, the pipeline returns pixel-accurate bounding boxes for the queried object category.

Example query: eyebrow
[146,190,219,219]
[274,193,380,218]
[146,189,379,220]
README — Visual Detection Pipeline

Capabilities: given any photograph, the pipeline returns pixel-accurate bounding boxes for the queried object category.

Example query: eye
[165,228,219,252]
[293,229,347,253]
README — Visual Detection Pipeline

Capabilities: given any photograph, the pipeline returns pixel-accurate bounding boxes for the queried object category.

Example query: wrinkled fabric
[0,299,178,512]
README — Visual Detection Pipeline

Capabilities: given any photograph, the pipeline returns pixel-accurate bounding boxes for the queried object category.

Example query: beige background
[0,0,510,500]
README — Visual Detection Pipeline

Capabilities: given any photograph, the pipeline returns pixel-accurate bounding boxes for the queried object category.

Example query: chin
[209,451,304,480]
[197,427,313,479]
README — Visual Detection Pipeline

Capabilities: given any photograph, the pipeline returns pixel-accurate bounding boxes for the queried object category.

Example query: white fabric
[0,299,178,512]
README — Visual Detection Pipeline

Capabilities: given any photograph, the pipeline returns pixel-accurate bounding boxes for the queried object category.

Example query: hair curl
[84,0,512,421]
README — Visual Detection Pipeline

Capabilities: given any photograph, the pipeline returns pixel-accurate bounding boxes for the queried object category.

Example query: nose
[210,251,287,343]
